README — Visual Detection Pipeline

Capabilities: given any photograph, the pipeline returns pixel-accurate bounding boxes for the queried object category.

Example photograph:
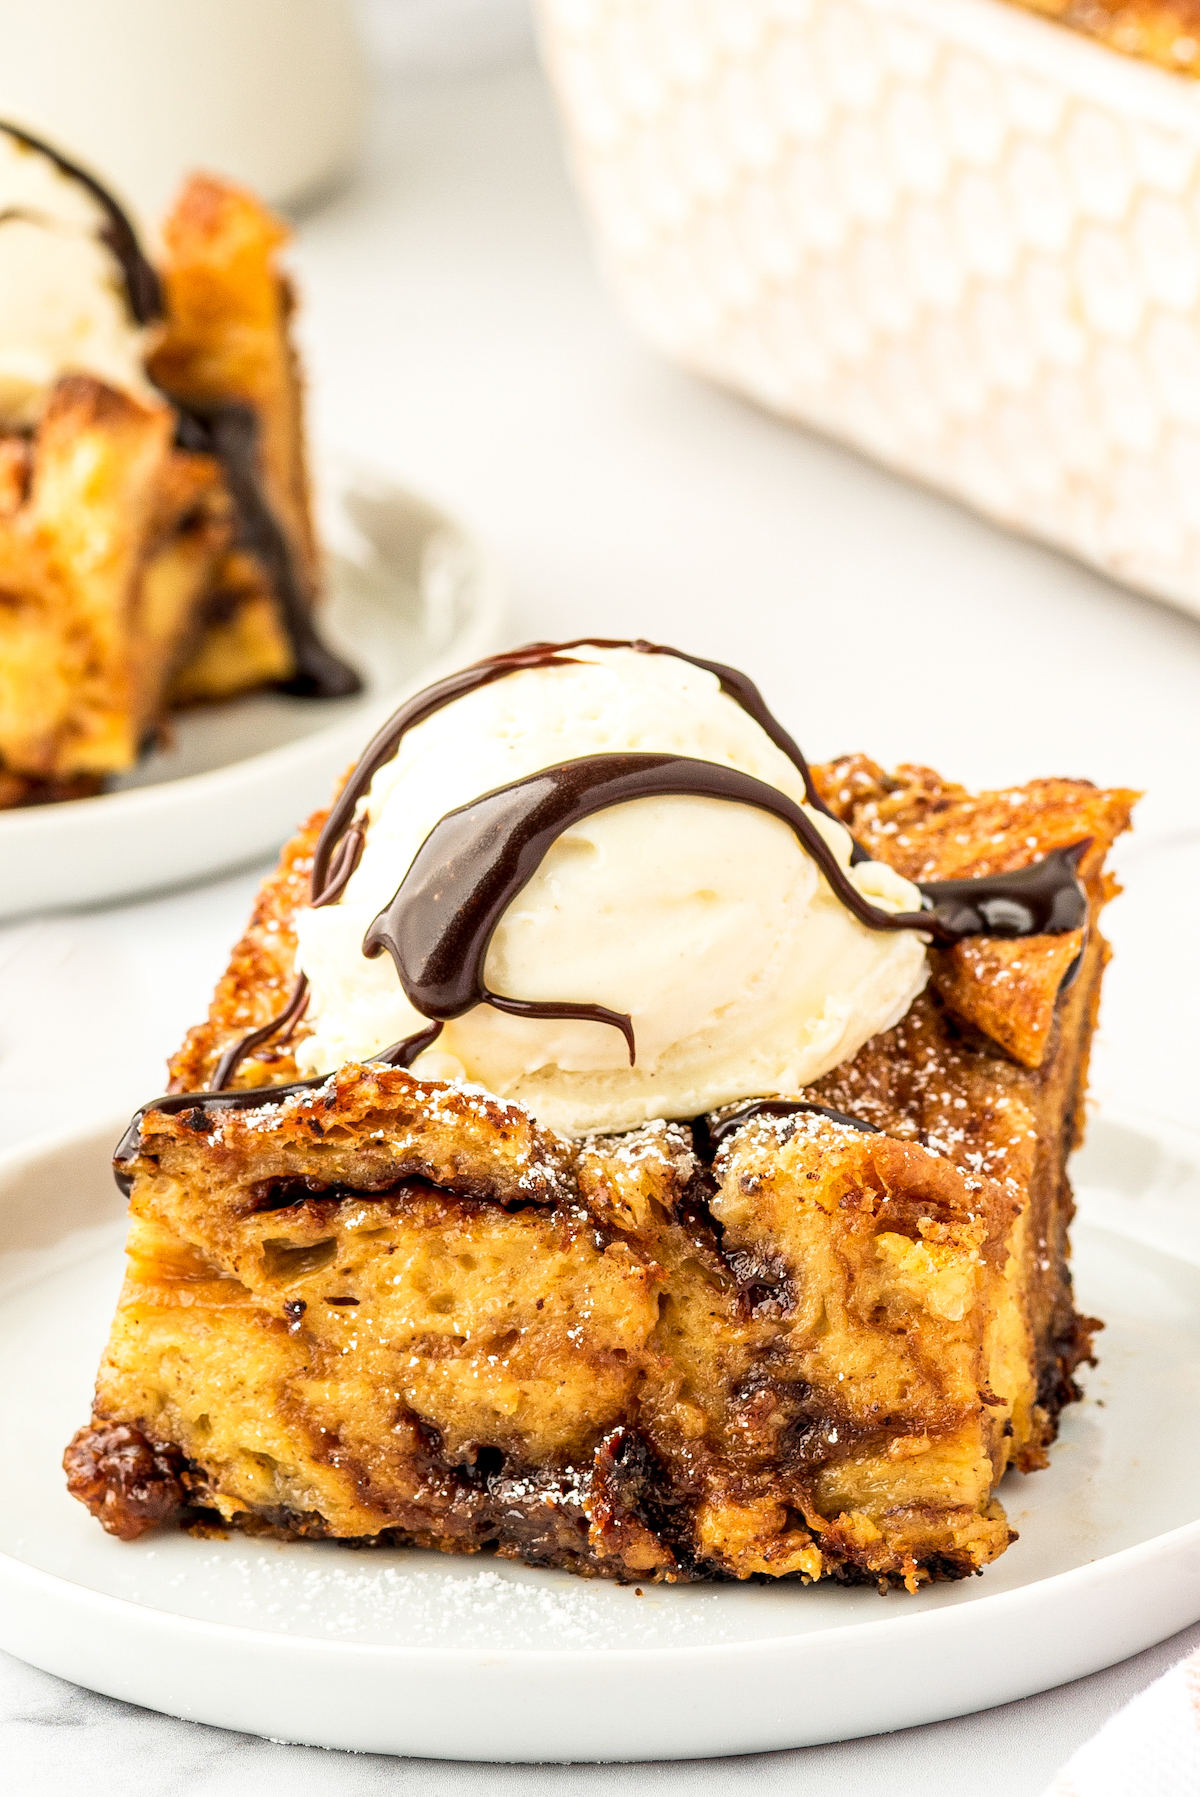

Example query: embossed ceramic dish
[1,1109,1198,1762]
[538,0,1200,622]
[0,462,506,922]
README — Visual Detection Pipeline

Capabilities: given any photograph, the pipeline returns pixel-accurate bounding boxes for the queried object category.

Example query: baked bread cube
[0,376,229,803]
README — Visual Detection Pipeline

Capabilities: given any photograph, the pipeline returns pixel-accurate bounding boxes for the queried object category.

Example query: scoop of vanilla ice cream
[0,130,155,428]
[293,646,928,1136]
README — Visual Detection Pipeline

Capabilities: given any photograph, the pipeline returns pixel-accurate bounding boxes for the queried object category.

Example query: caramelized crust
[1011,0,1200,79]
[813,755,1137,1066]
[168,805,325,1094]
[69,756,1133,1587]
[151,174,317,703]
[63,1420,191,1542]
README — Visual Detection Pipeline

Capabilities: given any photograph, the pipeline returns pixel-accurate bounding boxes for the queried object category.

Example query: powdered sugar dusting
[712,1104,880,1173]
[121,1542,741,1650]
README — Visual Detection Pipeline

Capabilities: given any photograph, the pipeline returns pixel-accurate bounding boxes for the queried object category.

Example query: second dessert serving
[66,640,1135,1589]
[0,122,358,810]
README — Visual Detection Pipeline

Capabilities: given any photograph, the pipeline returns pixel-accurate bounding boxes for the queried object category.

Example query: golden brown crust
[812,754,1136,885]
[150,174,317,703]
[0,375,230,793]
[167,804,326,1092]
[813,754,1137,1064]
[1011,0,1200,79]
[927,930,1084,1068]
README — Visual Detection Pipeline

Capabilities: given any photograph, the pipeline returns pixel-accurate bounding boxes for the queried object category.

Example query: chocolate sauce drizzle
[308,638,845,899]
[174,406,361,699]
[113,639,1090,1188]
[0,120,163,324]
[360,750,942,1068]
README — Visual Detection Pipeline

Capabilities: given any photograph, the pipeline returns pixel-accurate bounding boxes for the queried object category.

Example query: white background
[3,3,1200,1788]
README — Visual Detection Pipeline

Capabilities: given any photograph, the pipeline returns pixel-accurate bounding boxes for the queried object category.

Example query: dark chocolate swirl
[705,1100,881,1150]
[360,751,935,1067]
[174,405,361,700]
[360,751,1087,1068]
[308,638,845,899]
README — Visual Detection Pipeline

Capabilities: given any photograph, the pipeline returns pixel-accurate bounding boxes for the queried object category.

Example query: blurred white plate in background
[0,463,506,922]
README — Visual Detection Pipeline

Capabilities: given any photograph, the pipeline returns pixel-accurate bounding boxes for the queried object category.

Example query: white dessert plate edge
[0,461,507,922]
[0,1107,1198,1763]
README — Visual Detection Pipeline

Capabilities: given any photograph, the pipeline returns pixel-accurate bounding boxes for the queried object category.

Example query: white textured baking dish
[537,0,1200,620]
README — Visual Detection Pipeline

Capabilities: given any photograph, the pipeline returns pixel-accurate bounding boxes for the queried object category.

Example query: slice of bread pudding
[66,735,1134,1588]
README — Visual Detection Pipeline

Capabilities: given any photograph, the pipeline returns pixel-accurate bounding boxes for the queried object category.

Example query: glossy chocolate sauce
[308,638,844,901]
[174,406,361,700]
[361,750,938,1067]
[0,121,163,324]
[114,639,1090,1185]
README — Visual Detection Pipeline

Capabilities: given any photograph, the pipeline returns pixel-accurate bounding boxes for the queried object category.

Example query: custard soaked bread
[0,375,229,807]
[66,642,1135,1588]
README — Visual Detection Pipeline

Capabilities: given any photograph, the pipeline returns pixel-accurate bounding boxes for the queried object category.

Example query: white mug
[0,0,365,230]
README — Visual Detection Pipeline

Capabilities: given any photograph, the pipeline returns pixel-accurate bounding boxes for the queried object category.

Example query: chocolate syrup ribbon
[114,640,1090,1189]
[173,406,361,700]
[360,751,931,1070]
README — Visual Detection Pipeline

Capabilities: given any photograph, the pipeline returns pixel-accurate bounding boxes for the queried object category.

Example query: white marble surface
[2,1623,1200,1794]
[2,34,1200,1796]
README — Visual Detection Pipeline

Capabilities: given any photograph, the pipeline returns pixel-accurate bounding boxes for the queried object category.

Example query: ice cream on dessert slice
[65,644,1137,1587]
[292,645,930,1136]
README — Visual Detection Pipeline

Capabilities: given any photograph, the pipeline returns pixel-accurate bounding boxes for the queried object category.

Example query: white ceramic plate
[1,1111,1199,1762]
[0,461,506,922]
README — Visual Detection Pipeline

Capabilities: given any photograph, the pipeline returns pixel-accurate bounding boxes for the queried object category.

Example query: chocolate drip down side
[113,1080,331,1198]
[175,405,360,700]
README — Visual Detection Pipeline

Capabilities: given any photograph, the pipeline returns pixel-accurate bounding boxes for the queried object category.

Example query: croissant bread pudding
[1010,0,1200,79]
[0,122,358,811]
[66,641,1136,1589]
